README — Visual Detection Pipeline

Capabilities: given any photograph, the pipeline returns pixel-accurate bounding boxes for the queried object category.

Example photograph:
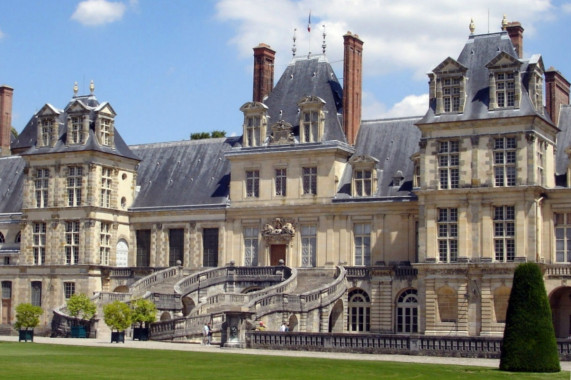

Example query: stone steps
[293,268,338,294]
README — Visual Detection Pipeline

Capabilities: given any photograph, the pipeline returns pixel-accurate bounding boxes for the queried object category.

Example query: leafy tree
[190,132,211,140]
[67,293,97,322]
[131,298,157,328]
[14,303,43,331]
[103,301,132,332]
[211,130,226,138]
[499,262,560,372]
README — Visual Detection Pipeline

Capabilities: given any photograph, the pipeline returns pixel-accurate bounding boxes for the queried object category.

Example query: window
[244,227,258,266]
[438,208,458,262]
[348,289,370,332]
[537,140,546,186]
[64,282,75,299]
[169,229,184,267]
[69,116,84,144]
[396,289,418,333]
[413,160,421,188]
[494,206,515,262]
[65,221,80,265]
[35,168,49,208]
[494,137,517,187]
[302,167,317,195]
[203,228,219,267]
[40,118,53,146]
[100,167,112,208]
[275,168,287,196]
[15,231,21,243]
[2,281,12,299]
[443,77,461,112]
[31,281,42,307]
[246,170,259,198]
[136,230,151,267]
[354,223,371,266]
[354,169,373,196]
[301,225,316,267]
[3,257,9,265]
[301,111,319,143]
[100,222,111,266]
[0,232,4,243]
[496,72,515,108]
[246,115,261,147]
[67,166,83,206]
[438,141,459,189]
[100,118,112,146]
[33,222,46,265]
[555,213,571,263]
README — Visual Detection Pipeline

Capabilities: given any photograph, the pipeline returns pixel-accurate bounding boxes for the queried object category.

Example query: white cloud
[362,92,428,120]
[71,0,127,26]
[562,3,571,13]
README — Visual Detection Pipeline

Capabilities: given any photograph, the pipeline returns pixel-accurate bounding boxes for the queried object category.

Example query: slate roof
[419,31,546,124]
[12,94,139,161]
[0,155,25,213]
[556,105,571,178]
[335,116,421,200]
[262,55,345,143]
[129,137,241,211]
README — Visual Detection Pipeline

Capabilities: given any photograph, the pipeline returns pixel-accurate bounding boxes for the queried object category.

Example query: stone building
[1,18,571,339]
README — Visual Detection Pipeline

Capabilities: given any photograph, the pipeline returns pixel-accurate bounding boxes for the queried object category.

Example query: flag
[307,11,311,32]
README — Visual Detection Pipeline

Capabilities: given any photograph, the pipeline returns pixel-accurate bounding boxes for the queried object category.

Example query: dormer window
[297,96,325,143]
[349,155,378,197]
[496,73,515,107]
[443,78,461,112]
[94,102,117,148]
[240,102,268,147]
[393,170,404,187]
[98,117,113,146]
[486,52,521,110]
[431,57,467,115]
[68,116,85,144]
[39,118,54,147]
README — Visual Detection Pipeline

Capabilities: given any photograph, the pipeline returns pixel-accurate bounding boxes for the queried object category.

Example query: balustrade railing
[130,266,183,298]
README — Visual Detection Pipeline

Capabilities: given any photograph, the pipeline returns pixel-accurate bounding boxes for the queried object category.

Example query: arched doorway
[328,299,343,333]
[396,288,418,333]
[182,296,195,317]
[550,286,571,338]
[160,312,171,321]
[347,289,370,332]
[113,285,129,293]
[288,314,298,332]
[116,239,129,268]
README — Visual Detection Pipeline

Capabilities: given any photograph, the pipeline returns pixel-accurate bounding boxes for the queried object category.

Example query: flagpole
[307,10,311,58]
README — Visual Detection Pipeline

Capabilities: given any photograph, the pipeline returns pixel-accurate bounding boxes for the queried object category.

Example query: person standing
[203,323,210,345]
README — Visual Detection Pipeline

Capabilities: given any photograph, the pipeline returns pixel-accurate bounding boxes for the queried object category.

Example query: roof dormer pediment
[37,104,61,117]
[297,95,326,107]
[95,102,117,117]
[485,51,520,69]
[433,57,467,74]
[349,154,379,166]
[240,101,268,114]
[65,99,90,114]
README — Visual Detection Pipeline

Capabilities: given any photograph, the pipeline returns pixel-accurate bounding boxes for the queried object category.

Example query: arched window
[347,289,370,332]
[15,231,21,243]
[396,289,418,333]
[0,232,5,243]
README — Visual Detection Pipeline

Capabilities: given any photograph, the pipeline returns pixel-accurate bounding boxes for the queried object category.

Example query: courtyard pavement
[1,335,570,371]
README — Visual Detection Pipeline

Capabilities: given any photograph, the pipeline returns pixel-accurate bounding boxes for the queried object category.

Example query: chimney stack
[506,22,524,59]
[545,68,570,126]
[343,32,363,146]
[252,43,276,103]
[0,85,14,157]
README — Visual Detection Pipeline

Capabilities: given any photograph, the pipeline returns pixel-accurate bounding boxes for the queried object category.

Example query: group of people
[202,322,212,345]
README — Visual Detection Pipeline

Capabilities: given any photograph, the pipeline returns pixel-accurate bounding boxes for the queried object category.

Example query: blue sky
[1,0,570,145]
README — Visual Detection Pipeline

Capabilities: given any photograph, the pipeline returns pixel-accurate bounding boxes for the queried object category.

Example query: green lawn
[0,341,567,379]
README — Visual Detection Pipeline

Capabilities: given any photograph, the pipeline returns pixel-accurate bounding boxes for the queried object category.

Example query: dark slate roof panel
[336,116,421,199]
[264,56,345,143]
[419,32,545,124]
[130,137,240,209]
[556,105,571,175]
[0,156,25,213]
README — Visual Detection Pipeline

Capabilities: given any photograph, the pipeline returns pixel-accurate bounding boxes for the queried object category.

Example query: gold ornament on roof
[501,15,508,31]
[90,80,95,94]
[469,18,475,34]
[73,81,78,96]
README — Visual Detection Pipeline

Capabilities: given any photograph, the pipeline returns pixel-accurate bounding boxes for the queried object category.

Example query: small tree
[131,298,157,328]
[67,293,96,324]
[211,130,226,138]
[500,262,560,372]
[14,303,43,331]
[103,301,132,332]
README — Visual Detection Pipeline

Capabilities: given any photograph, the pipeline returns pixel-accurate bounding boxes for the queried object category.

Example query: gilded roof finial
[322,24,327,55]
[292,28,297,57]
[501,14,508,31]
[73,81,78,96]
[469,18,475,34]
[89,80,95,95]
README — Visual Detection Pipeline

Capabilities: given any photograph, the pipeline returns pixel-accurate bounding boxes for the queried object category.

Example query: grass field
[0,341,568,379]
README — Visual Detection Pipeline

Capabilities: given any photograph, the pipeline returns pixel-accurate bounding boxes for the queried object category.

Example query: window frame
[243,227,259,266]
[302,167,317,195]
[64,282,75,300]
[34,168,49,208]
[494,205,516,262]
[100,222,111,266]
[274,168,287,197]
[555,213,571,263]
[353,223,371,266]
[437,208,458,262]
[396,289,418,333]
[33,222,46,265]
[300,225,317,267]
[493,137,517,187]
[65,221,80,265]
[100,167,112,208]
[245,170,260,198]
[347,289,371,332]
[67,166,83,207]
[438,140,459,189]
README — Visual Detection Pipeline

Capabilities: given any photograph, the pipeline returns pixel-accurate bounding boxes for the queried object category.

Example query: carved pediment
[269,120,295,145]
[240,101,268,113]
[485,51,520,69]
[433,57,467,74]
[37,104,61,117]
[95,102,117,117]
[349,155,379,166]
[65,99,90,114]
[262,218,296,244]
[297,95,326,107]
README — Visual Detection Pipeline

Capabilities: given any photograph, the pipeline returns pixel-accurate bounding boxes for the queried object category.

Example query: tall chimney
[252,43,276,103]
[545,68,570,126]
[343,32,363,146]
[0,85,14,157]
[506,22,524,59]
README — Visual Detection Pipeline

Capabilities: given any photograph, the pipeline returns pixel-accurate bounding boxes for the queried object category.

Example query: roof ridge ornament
[469,18,475,34]
[73,81,78,97]
[322,24,327,55]
[90,80,95,95]
[501,14,508,31]
[292,28,297,57]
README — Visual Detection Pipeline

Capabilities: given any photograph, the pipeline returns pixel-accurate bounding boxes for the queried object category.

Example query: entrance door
[270,245,286,266]
[1,299,10,324]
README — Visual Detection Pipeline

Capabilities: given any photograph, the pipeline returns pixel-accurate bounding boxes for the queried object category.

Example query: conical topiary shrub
[499,262,560,372]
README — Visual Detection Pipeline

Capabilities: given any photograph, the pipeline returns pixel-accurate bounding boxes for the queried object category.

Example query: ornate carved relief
[269,120,295,145]
[262,218,296,244]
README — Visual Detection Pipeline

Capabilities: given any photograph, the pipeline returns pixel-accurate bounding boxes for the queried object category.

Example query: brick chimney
[545,67,570,126]
[252,43,276,103]
[506,22,524,59]
[0,85,14,157]
[343,32,363,146]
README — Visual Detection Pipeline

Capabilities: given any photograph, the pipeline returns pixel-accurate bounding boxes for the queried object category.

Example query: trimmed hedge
[499,262,560,372]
